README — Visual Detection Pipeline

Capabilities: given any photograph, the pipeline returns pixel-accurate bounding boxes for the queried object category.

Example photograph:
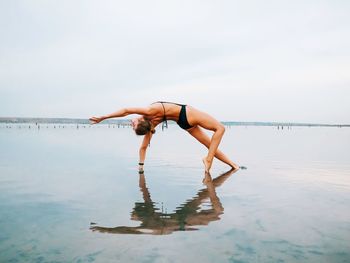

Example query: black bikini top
[152,101,181,130]
[159,102,168,131]
[152,101,185,131]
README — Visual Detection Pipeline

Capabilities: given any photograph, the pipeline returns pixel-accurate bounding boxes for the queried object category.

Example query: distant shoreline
[0,117,349,127]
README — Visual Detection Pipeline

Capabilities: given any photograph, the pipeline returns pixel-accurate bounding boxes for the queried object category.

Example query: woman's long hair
[135,118,156,135]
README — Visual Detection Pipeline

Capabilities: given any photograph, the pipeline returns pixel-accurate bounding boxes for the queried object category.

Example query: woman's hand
[89,116,104,124]
[138,163,144,174]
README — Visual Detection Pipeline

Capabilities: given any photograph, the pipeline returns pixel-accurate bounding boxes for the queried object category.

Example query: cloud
[0,0,349,123]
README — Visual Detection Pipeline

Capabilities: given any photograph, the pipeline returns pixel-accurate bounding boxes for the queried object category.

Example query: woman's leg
[186,106,239,172]
[187,126,239,172]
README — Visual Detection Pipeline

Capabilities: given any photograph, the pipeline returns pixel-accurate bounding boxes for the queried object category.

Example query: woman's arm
[89,107,152,124]
[138,132,153,172]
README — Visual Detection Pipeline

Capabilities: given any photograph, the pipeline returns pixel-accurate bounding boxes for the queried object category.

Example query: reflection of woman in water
[90,102,239,173]
[90,169,236,235]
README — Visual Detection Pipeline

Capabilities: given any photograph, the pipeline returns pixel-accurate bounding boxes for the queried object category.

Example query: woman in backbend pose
[89,101,239,173]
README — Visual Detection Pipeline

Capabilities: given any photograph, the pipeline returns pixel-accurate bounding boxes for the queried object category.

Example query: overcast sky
[1,0,349,123]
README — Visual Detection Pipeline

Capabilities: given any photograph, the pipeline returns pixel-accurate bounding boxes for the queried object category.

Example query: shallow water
[0,124,350,262]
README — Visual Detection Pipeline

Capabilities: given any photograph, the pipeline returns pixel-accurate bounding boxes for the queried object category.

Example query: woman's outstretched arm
[89,107,152,124]
[138,132,153,172]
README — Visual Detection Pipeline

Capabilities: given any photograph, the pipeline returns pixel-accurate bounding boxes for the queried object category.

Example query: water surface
[0,124,349,262]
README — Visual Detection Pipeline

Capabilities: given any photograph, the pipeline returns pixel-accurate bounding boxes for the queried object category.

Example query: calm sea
[0,124,349,262]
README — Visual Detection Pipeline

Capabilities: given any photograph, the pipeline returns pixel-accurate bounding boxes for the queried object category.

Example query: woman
[89,101,239,173]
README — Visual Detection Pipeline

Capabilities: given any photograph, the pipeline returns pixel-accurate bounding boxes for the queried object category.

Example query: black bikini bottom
[177,105,193,130]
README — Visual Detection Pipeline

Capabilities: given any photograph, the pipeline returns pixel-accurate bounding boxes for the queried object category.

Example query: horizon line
[0,117,349,127]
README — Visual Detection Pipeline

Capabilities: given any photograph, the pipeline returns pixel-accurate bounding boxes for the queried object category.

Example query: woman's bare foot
[202,172,212,184]
[202,157,212,173]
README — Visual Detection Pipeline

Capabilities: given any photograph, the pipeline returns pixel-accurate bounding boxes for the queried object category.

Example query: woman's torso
[146,102,185,127]
[144,102,221,132]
